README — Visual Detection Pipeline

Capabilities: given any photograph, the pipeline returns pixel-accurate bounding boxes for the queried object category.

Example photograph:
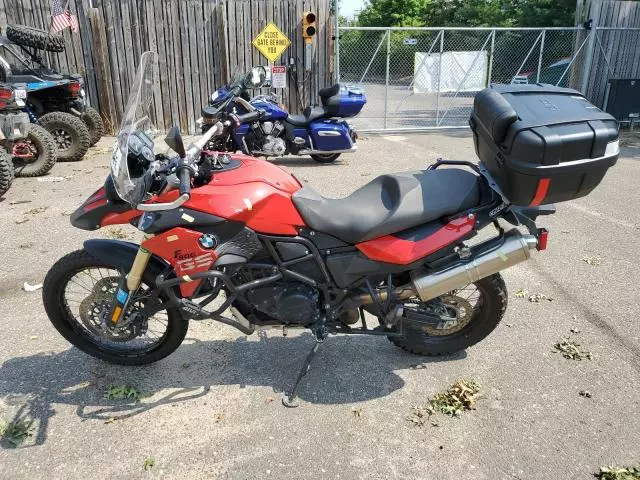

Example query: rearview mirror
[244,66,267,88]
[164,126,186,158]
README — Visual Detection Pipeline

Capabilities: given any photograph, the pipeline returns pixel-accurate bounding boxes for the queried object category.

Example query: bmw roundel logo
[199,234,218,249]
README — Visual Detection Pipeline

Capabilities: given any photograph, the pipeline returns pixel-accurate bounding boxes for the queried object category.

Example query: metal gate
[336,26,595,132]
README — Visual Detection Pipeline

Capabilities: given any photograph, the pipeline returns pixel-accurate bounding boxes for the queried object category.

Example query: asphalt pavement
[0,131,638,479]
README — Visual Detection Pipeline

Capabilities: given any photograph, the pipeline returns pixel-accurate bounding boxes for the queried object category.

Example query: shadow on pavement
[0,332,466,447]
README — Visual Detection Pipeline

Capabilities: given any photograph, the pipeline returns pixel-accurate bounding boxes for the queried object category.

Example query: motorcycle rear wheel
[388,274,507,356]
[311,153,341,163]
[43,249,188,365]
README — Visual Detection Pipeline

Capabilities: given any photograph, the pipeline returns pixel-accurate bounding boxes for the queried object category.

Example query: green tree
[358,0,428,27]
[356,0,577,28]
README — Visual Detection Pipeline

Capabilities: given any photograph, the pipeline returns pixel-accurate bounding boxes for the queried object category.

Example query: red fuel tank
[182,154,306,235]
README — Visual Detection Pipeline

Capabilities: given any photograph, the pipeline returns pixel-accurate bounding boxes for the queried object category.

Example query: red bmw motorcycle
[43,53,619,405]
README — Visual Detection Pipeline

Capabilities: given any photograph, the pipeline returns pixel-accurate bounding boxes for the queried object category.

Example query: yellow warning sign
[252,23,291,63]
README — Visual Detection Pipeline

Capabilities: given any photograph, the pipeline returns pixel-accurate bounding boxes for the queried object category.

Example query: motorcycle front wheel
[43,249,188,365]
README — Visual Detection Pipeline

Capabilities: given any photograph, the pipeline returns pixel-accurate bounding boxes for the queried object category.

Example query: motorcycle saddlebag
[323,87,366,117]
[470,84,619,206]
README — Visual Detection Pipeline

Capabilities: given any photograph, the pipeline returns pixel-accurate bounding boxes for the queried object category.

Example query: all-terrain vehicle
[0,25,104,161]
[0,83,57,177]
[0,145,13,197]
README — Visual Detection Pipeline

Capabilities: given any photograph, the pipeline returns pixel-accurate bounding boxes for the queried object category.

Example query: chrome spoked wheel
[389,274,508,356]
[404,284,482,336]
[63,267,170,352]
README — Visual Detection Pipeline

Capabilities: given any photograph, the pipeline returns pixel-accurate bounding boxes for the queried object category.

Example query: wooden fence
[0,0,335,133]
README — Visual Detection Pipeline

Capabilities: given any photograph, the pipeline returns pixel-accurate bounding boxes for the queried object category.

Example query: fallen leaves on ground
[24,206,47,215]
[103,227,133,240]
[583,255,602,266]
[104,385,144,402]
[429,380,481,417]
[553,338,593,361]
[514,289,528,298]
[595,466,640,480]
[104,417,116,425]
[213,413,224,423]
[351,407,363,417]
[579,390,592,398]
[408,380,482,425]
[0,417,34,447]
[143,456,155,470]
[14,218,29,224]
[528,293,553,303]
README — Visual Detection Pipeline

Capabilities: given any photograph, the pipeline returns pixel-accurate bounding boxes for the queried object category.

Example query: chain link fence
[337,27,594,132]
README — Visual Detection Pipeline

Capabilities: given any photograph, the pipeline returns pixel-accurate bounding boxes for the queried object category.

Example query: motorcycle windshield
[111,51,159,205]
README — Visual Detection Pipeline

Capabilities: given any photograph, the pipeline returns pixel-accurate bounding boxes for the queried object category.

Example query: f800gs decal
[175,252,215,271]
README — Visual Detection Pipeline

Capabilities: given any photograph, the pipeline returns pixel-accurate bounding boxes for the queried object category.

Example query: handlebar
[177,164,191,196]
[135,112,249,212]
[236,110,262,123]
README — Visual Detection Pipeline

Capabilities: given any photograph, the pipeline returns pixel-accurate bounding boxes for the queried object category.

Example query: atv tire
[0,150,14,198]
[6,24,65,53]
[12,124,57,177]
[81,107,105,147]
[38,112,90,162]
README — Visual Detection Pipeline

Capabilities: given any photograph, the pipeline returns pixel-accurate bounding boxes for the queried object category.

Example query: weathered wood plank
[142,0,164,128]
[218,1,230,84]
[178,0,194,134]
[101,0,124,117]
[77,0,99,110]
[88,7,117,132]
[227,0,237,76]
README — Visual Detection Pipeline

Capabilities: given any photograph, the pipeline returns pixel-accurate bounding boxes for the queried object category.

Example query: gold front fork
[126,234,155,291]
[110,234,155,324]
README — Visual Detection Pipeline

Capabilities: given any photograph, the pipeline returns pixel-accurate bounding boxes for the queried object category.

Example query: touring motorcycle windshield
[111,51,159,205]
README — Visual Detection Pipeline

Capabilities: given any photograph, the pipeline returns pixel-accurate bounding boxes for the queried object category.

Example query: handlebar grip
[237,110,262,123]
[178,166,191,196]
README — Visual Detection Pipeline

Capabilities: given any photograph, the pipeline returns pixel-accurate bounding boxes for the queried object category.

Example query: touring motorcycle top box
[43,52,619,405]
[200,66,364,163]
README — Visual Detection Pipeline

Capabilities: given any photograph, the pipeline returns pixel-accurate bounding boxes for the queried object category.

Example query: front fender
[83,239,170,282]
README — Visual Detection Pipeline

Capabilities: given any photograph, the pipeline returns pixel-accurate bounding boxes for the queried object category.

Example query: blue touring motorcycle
[200,67,365,163]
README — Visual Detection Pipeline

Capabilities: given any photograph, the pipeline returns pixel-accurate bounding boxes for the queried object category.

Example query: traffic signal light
[302,11,316,43]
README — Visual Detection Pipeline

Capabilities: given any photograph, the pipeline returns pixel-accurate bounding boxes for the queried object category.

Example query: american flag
[50,0,79,33]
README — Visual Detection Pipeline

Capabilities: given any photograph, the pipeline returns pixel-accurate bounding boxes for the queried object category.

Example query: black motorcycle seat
[319,84,340,99]
[286,106,329,126]
[292,169,481,244]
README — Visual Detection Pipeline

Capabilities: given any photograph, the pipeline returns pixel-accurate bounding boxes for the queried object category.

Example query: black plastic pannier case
[470,84,619,206]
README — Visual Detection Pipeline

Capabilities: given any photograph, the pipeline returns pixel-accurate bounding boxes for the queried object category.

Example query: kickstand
[282,341,322,408]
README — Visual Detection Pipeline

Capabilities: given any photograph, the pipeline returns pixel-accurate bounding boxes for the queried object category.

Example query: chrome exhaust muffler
[410,233,538,302]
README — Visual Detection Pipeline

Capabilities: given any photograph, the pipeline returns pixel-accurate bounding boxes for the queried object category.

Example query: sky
[340,0,366,18]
